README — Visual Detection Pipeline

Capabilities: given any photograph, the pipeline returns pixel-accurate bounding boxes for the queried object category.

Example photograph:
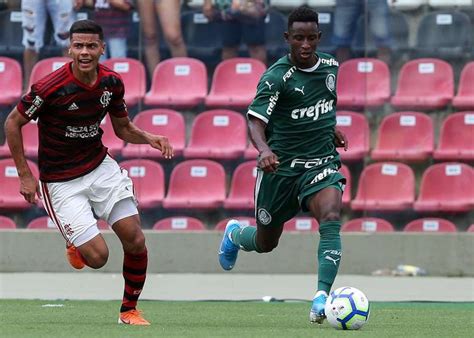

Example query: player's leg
[156,0,187,57]
[367,0,392,64]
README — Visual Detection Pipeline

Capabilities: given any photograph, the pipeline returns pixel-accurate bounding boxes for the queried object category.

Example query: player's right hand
[258,149,280,173]
[19,174,40,204]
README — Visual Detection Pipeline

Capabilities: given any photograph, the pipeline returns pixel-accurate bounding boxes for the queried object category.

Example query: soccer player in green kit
[218,5,348,324]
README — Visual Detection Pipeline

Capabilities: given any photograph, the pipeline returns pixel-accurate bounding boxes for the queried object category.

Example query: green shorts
[254,163,346,227]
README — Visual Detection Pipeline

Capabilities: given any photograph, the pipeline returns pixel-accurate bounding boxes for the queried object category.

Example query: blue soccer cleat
[218,219,241,270]
[309,291,328,324]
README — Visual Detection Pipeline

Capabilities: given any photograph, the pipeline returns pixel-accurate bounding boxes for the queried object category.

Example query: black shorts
[222,16,266,47]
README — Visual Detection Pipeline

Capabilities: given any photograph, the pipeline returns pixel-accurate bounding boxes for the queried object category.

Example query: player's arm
[248,116,279,173]
[4,108,40,203]
[110,115,174,159]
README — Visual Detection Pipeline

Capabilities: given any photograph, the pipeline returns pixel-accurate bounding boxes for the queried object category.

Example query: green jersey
[247,52,340,176]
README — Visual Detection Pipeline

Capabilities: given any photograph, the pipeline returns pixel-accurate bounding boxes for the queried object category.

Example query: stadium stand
[283,217,319,232]
[26,216,57,230]
[100,115,124,157]
[335,111,370,161]
[337,58,391,109]
[414,162,474,212]
[371,112,434,161]
[264,9,288,63]
[119,159,165,209]
[205,58,266,109]
[121,109,186,158]
[17,120,38,159]
[144,57,208,108]
[434,112,474,161]
[340,164,351,207]
[152,216,206,231]
[389,0,428,10]
[270,0,306,10]
[428,0,474,9]
[453,62,474,110]
[351,162,415,211]
[0,144,9,158]
[102,58,146,107]
[243,142,259,160]
[341,218,395,232]
[224,161,257,210]
[96,220,111,230]
[0,215,16,229]
[0,57,22,106]
[163,159,226,209]
[307,0,336,8]
[316,10,336,54]
[184,109,247,159]
[215,217,256,231]
[0,10,23,59]
[28,57,71,89]
[403,218,457,232]
[468,224,474,232]
[391,58,454,110]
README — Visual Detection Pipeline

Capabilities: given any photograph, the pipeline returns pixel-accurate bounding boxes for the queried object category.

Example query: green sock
[317,221,342,294]
[231,226,262,253]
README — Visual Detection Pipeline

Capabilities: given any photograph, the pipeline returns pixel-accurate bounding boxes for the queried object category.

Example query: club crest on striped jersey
[100,90,112,108]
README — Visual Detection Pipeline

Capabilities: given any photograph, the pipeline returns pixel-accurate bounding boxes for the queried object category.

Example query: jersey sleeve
[108,76,128,118]
[16,84,47,121]
[247,71,284,124]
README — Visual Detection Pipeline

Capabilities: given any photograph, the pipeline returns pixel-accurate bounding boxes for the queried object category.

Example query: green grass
[1,300,473,337]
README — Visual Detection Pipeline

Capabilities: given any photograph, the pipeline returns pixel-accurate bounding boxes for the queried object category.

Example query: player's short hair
[288,5,319,30]
[69,20,104,40]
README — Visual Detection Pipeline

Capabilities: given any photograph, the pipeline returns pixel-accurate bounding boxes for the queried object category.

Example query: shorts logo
[100,90,112,108]
[257,208,272,225]
[326,74,335,91]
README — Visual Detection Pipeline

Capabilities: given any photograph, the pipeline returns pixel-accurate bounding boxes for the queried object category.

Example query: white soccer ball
[324,286,370,330]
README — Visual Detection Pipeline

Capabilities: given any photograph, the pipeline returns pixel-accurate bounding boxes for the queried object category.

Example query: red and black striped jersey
[17,61,128,182]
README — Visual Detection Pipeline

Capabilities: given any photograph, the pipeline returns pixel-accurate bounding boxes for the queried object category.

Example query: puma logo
[294,86,305,95]
[325,255,340,266]
[265,81,274,90]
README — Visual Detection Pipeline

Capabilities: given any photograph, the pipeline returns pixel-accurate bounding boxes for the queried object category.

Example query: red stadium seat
[144,57,207,108]
[342,218,394,232]
[28,57,70,89]
[243,142,259,160]
[283,217,319,232]
[153,217,206,231]
[100,115,124,157]
[336,111,369,161]
[340,164,351,207]
[215,217,256,231]
[163,159,226,209]
[0,144,10,157]
[102,57,146,107]
[96,219,111,230]
[119,159,165,209]
[0,57,22,105]
[122,109,185,158]
[337,58,390,109]
[453,61,474,110]
[26,216,56,230]
[0,215,16,229]
[184,109,247,159]
[468,224,474,232]
[371,112,434,161]
[224,161,257,210]
[391,58,454,110]
[434,112,474,161]
[352,162,415,211]
[205,58,266,109]
[403,218,457,233]
[18,120,38,159]
[414,163,474,212]
[0,158,39,211]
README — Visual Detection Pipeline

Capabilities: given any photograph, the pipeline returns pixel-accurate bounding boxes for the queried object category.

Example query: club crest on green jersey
[326,73,336,91]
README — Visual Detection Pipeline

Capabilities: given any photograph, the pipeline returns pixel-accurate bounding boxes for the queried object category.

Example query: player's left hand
[148,135,174,159]
[334,128,348,151]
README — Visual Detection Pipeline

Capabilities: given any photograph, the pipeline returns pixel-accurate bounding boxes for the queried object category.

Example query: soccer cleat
[309,291,328,324]
[118,309,150,326]
[66,243,85,270]
[218,219,241,271]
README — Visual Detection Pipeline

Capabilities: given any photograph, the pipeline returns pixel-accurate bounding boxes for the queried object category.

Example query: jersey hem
[247,109,269,124]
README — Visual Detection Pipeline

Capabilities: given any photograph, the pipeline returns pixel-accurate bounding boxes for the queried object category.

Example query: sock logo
[323,250,341,266]
[324,255,340,266]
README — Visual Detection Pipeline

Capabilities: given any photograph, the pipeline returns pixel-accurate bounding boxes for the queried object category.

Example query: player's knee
[258,239,279,253]
[319,212,341,224]
[126,232,146,254]
[86,250,109,269]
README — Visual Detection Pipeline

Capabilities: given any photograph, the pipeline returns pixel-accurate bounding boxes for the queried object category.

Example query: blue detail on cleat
[218,219,241,271]
[309,293,328,324]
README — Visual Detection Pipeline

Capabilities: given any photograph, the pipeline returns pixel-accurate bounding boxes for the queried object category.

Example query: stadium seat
[453,62,474,110]
[414,10,472,59]
[184,109,247,159]
[163,159,226,209]
[0,158,40,211]
[0,10,23,59]
[122,109,185,158]
[0,215,16,229]
[414,163,474,212]
[340,164,351,207]
[341,218,394,232]
[371,112,434,161]
[28,57,71,89]
[243,143,259,160]
[224,161,257,210]
[391,58,454,110]
[100,115,124,157]
[17,120,39,159]
[403,218,457,232]
[433,112,474,161]
[26,216,56,230]
[468,224,474,232]
[351,162,415,211]
[96,219,111,230]
[0,57,22,106]
[0,144,10,158]
[429,0,474,8]
[119,159,165,209]
[102,58,146,107]
[215,217,256,231]
[205,58,266,109]
[283,217,319,232]
[337,58,390,109]
[153,217,206,231]
[336,111,370,162]
[144,57,207,108]
[264,9,288,62]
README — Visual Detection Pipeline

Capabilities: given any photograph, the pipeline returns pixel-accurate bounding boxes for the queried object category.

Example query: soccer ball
[324,286,370,330]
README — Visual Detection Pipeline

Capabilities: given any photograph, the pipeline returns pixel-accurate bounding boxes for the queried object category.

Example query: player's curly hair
[288,5,319,30]
[69,19,104,40]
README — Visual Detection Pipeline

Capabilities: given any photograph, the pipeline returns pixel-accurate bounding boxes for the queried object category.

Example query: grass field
[1,300,473,337]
